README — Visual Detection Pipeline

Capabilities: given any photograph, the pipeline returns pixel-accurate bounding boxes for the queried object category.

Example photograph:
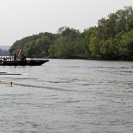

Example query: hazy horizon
[0,0,133,46]
[0,46,10,50]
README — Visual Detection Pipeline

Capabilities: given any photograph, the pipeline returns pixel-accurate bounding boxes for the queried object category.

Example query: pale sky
[0,0,133,46]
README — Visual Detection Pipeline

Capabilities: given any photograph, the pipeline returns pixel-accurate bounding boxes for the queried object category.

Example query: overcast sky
[0,0,133,46]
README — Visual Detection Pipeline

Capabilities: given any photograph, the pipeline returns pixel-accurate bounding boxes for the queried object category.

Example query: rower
[14,54,16,60]
[21,55,26,60]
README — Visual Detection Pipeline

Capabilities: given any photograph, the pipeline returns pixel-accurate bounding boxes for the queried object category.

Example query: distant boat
[0,48,49,66]
[0,59,49,66]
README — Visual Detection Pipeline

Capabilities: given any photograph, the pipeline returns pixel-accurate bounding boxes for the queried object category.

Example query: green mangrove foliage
[9,6,133,60]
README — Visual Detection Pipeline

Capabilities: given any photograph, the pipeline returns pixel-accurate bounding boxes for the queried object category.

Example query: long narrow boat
[0,59,49,66]
[0,79,12,85]
[0,80,6,82]
[0,48,49,66]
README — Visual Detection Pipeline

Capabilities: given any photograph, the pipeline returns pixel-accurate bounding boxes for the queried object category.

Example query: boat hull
[0,60,49,66]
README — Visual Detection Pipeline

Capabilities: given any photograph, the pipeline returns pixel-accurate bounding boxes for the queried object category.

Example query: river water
[0,59,133,133]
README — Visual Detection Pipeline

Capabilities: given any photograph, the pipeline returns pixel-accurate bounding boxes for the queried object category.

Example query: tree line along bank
[9,6,133,60]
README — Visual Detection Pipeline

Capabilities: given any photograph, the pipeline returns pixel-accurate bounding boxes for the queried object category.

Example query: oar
[0,73,22,75]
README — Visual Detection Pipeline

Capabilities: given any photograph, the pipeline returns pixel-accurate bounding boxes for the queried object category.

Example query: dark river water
[0,59,133,133]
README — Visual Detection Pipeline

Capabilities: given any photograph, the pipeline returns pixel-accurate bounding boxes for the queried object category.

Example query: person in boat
[3,57,6,61]
[21,55,26,60]
[14,54,16,60]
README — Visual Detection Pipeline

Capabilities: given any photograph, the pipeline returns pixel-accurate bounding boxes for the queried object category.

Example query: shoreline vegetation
[9,6,133,61]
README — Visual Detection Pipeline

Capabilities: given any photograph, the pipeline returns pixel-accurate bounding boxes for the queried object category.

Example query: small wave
[12,82,88,93]
[93,66,130,69]
[13,83,73,92]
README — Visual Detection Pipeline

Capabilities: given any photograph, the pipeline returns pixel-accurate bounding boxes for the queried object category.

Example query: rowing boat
[0,80,8,82]
[0,59,49,66]
[0,73,22,75]
[0,79,12,84]
[0,48,49,66]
